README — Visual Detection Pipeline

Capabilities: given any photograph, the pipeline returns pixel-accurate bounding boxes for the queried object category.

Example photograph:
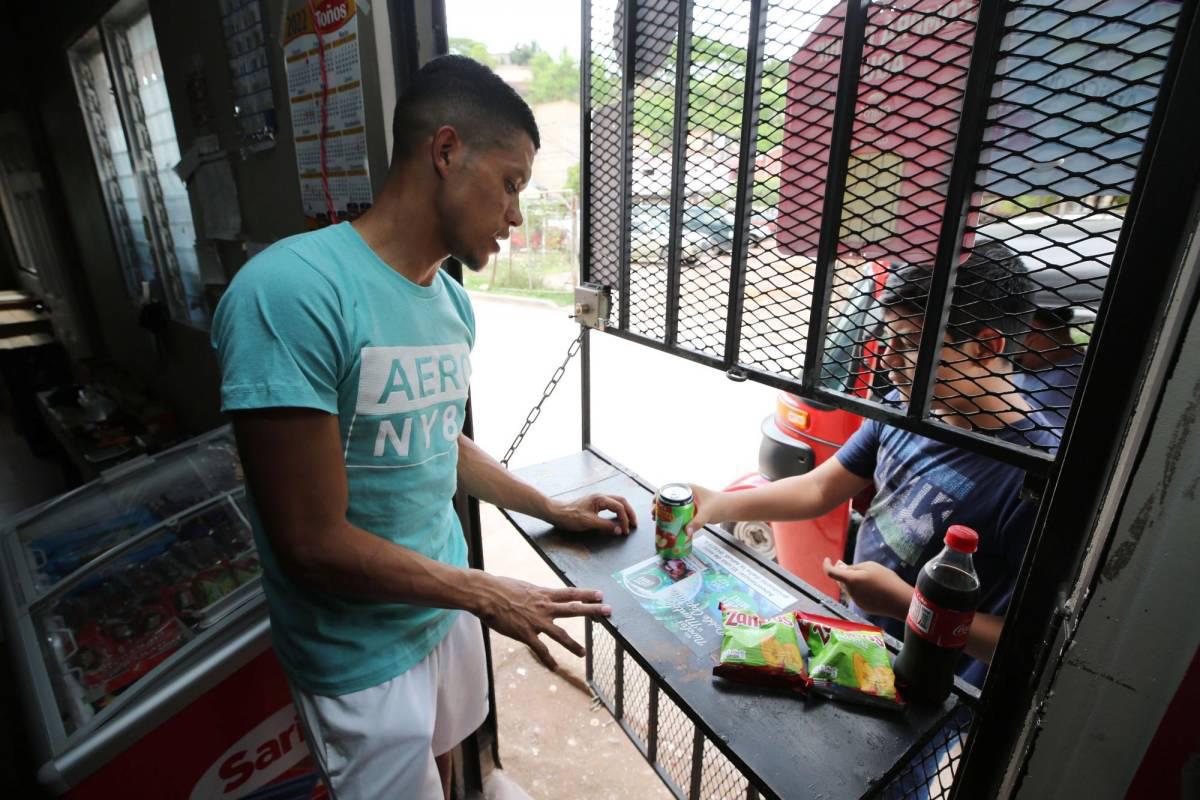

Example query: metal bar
[581,0,593,285]
[952,4,1200,797]
[663,0,693,347]
[906,0,1007,421]
[688,725,705,800]
[386,0,421,88]
[619,0,637,329]
[582,327,592,450]
[596,336,1055,471]
[811,386,1054,474]
[647,682,660,764]
[615,640,626,721]
[603,326,727,371]
[746,786,759,800]
[800,0,869,392]
[586,617,595,684]
[723,0,768,370]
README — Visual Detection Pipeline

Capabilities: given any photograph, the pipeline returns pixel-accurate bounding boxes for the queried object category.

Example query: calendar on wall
[282,0,372,228]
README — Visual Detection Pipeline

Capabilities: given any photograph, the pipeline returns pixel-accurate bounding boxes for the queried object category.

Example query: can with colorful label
[654,483,696,559]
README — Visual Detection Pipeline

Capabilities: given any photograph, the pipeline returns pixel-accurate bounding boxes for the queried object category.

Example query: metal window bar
[664,0,694,348]
[722,0,769,372]
[101,21,190,322]
[583,0,1189,473]
[68,50,144,301]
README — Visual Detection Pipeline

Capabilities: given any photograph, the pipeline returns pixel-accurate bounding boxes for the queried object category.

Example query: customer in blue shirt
[1014,307,1089,433]
[685,240,1055,686]
[213,56,635,800]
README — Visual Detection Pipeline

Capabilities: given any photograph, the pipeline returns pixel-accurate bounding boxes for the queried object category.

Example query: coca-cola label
[905,587,975,648]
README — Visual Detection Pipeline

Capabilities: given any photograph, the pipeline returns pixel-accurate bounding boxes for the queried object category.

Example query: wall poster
[282,0,372,228]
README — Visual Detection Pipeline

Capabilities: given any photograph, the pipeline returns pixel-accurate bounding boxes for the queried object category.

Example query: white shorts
[290,611,490,800]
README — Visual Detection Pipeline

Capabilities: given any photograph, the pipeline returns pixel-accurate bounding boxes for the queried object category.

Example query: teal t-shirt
[211,222,474,696]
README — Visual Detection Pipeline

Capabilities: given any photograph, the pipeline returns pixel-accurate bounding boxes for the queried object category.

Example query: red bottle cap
[945,525,979,554]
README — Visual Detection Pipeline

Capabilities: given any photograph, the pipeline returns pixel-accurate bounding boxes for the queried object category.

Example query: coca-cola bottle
[894,525,981,704]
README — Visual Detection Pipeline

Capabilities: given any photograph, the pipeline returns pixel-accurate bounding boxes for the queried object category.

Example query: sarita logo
[189,705,310,798]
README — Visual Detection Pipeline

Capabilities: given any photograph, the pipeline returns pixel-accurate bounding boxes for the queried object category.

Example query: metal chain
[500,329,586,467]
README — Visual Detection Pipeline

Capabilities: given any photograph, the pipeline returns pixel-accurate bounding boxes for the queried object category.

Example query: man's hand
[822,558,913,620]
[473,573,611,670]
[549,494,637,535]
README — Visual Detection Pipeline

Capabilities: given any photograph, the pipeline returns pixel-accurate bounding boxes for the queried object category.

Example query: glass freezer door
[32,492,261,735]
[14,429,243,599]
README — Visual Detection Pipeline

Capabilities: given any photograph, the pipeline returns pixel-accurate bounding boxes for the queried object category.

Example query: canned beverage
[655,483,696,560]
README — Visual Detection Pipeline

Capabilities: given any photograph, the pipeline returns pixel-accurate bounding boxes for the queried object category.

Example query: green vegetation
[590,36,790,157]
[528,49,580,104]
[449,37,495,67]
[465,251,574,306]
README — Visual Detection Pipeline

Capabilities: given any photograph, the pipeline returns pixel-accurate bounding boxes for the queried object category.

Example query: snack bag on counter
[713,603,810,691]
[796,613,904,710]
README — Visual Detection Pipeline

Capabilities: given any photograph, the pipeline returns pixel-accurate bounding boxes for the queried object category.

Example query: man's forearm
[456,433,557,519]
[284,519,495,613]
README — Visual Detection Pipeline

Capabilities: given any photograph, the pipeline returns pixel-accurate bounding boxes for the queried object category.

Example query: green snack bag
[796,612,905,710]
[713,603,810,692]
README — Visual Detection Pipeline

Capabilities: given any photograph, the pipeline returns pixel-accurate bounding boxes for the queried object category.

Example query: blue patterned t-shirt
[835,409,1056,685]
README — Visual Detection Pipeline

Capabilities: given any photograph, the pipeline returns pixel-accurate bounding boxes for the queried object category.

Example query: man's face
[436,130,535,271]
[879,309,1000,405]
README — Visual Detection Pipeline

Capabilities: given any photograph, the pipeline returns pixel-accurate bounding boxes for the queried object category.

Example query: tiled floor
[0,412,68,800]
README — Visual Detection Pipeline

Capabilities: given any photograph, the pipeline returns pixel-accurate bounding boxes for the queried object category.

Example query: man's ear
[967,327,1007,362]
[430,125,462,179]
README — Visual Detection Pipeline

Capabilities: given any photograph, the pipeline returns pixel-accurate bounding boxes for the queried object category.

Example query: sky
[445,0,582,57]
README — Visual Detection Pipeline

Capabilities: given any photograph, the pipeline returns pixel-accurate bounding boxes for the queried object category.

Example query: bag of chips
[796,612,904,710]
[713,604,810,691]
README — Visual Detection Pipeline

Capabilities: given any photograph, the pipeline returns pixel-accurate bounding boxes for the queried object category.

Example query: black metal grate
[582,0,1187,469]
[741,0,847,383]
[673,0,751,358]
[585,0,626,325]
[626,0,679,339]
[875,704,974,799]
[589,620,741,799]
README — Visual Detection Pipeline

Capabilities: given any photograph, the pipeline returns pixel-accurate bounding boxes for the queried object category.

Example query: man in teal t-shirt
[212,56,635,800]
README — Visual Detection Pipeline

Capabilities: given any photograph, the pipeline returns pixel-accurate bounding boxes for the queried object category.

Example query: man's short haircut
[391,55,540,165]
[879,239,1036,345]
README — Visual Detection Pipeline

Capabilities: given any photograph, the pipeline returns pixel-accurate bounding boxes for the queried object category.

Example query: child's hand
[685,484,725,535]
[822,558,913,621]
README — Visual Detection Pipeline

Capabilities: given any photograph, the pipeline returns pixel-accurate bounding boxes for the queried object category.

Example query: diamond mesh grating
[656,690,696,795]
[816,0,979,407]
[673,0,751,357]
[739,0,846,381]
[584,0,1186,466]
[878,704,974,799]
[627,0,679,339]
[698,735,752,799]
[834,0,1183,451]
[591,619,618,707]
[587,0,625,325]
[623,651,653,750]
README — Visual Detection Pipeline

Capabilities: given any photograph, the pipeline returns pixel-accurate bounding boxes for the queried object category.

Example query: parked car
[723,220,1116,599]
[630,203,760,265]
